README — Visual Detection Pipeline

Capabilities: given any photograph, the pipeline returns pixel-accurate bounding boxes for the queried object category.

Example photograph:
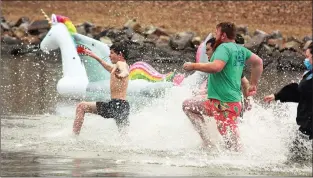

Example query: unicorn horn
[40,9,51,25]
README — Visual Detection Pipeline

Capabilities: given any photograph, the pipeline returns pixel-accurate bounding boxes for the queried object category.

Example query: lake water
[1,52,312,176]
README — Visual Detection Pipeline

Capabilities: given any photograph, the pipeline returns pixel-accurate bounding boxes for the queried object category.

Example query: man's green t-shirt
[207,42,252,102]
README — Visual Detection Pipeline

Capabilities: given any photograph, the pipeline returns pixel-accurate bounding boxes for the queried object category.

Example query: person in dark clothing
[264,42,313,163]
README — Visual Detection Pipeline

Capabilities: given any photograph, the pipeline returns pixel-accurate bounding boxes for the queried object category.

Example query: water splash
[1,76,311,175]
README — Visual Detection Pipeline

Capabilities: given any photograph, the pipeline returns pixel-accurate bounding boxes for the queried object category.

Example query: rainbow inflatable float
[129,61,185,84]
[40,12,185,100]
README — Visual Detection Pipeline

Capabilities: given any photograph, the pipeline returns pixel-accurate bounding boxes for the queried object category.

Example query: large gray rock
[169,31,195,50]
[302,35,312,43]
[19,22,30,31]
[94,28,128,43]
[269,30,283,39]
[131,33,145,45]
[267,38,283,50]
[155,35,170,48]
[89,26,103,37]
[144,25,169,37]
[253,29,268,36]
[1,21,10,31]
[1,16,10,31]
[191,36,201,48]
[76,22,94,35]
[76,25,86,35]
[124,19,143,34]
[14,16,30,27]
[277,49,306,71]
[11,27,27,39]
[28,20,50,35]
[245,31,269,51]
[282,40,302,53]
[99,36,113,47]
[236,25,248,35]
[115,39,196,64]
[254,44,276,70]
[242,35,251,45]
[1,35,21,45]
[38,31,48,41]
[123,27,135,39]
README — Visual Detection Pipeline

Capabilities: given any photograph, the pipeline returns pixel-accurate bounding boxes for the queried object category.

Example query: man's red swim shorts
[203,99,242,138]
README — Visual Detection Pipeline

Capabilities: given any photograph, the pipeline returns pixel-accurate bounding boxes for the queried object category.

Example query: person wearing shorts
[73,42,130,135]
[96,99,130,131]
[188,34,251,114]
[183,22,263,151]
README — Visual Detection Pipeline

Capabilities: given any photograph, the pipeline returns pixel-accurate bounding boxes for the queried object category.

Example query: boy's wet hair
[206,37,216,48]
[110,42,129,60]
[216,22,236,40]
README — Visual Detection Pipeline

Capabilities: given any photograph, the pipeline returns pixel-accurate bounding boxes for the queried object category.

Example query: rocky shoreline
[1,16,312,72]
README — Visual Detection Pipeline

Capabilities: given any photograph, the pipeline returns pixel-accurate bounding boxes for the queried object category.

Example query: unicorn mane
[54,14,77,34]
[51,14,77,46]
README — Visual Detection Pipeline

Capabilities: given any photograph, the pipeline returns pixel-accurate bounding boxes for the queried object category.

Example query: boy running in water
[73,43,130,135]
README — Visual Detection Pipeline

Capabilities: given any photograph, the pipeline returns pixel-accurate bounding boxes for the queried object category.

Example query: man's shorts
[203,99,242,138]
[96,99,130,127]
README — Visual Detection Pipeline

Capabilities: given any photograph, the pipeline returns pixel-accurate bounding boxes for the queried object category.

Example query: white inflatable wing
[196,33,213,64]
[182,33,213,88]
[73,33,112,82]
[204,33,213,43]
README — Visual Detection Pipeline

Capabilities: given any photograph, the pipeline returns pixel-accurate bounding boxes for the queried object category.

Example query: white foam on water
[2,78,311,175]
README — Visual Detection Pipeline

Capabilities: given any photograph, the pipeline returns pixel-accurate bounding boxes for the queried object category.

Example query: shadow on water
[0,151,141,177]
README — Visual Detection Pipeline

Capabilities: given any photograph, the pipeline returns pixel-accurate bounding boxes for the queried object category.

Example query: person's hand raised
[264,94,275,103]
[183,62,194,71]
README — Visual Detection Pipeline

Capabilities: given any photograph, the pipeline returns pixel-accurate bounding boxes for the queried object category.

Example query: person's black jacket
[274,70,312,139]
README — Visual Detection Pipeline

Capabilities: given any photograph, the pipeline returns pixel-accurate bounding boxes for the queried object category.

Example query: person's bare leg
[182,97,211,146]
[73,102,97,135]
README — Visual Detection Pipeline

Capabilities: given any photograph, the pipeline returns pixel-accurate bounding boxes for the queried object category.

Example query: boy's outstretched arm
[85,49,113,73]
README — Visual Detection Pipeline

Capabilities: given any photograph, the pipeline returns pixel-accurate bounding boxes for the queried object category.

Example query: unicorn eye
[92,43,94,46]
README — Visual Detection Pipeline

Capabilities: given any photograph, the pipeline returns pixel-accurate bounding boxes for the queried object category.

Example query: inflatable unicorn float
[39,10,212,100]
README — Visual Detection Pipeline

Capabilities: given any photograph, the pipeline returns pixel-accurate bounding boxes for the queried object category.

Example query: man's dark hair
[235,34,245,45]
[206,37,216,48]
[216,22,236,40]
[110,42,129,60]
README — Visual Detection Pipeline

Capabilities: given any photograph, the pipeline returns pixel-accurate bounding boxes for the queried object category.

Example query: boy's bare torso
[110,62,129,100]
